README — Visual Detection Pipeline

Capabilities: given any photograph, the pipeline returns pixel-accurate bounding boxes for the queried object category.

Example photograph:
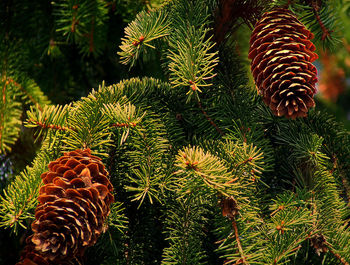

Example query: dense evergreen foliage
[1,0,349,264]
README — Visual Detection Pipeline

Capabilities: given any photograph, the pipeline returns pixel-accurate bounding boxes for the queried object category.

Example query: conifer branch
[0,77,22,154]
[110,122,138,128]
[26,119,75,131]
[118,10,170,66]
[6,78,43,110]
[0,140,57,233]
[311,1,333,41]
[197,100,224,136]
[167,26,219,101]
[324,241,350,265]
[231,219,248,265]
[0,79,7,147]
[175,146,240,198]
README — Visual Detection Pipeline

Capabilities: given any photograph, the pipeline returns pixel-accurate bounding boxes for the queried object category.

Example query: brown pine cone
[248,8,318,118]
[17,149,114,265]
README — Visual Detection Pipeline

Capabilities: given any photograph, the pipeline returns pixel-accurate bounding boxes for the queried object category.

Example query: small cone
[248,8,318,118]
[17,149,114,265]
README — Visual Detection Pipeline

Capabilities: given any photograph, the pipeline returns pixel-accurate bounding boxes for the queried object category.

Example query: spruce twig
[26,119,74,131]
[324,241,350,265]
[6,78,43,111]
[231,219,248,265]
[197,99,224,136]
[311,0,333,41]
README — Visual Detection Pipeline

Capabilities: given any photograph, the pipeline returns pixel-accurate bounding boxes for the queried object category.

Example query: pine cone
[17,149,114,265]
[248,8,318,118]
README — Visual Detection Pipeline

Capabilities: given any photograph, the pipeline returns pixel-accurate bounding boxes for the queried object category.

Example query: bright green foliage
[0,140,56,232]
[167,0,218,101]
[1,0,350,264]
[167,26,219,101]
[0,79,22,154]
[174,146,238,197]
[0,41,50,154]
[118,10,170,66]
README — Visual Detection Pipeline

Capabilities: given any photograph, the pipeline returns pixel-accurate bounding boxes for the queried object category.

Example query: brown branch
[273,244,303,265]
[324,242,350,265]
[29,120,137,133]
[219,197,246,264]
[231,219,249,265]
[196,100,224,136]
[235,156,253,168]
[311,1,333,41]
[110,122,137,128]
[309,193,349,264]
[27,119,74,131]
[71,4,79,32]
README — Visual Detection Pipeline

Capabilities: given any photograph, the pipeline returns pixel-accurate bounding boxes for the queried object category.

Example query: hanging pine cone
[17,149,114,265]
[248,8,318,118]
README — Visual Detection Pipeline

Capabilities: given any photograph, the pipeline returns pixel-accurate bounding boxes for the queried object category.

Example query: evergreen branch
[326,247,350,265]
[273,120,350,261]
[197,99,224,136]
[168,0,213,30]
[226,141,265,180]
[53,0,109,55]
[121,112,170,207]
[25,104,72,139]
[0,140,58,233]
[162,197,209,264]
[118,10,170,66]
[174,146,240,198]
[103,102,146,128]
[107,200,128,233]
[167,25,219,102]
[284,0,343,48]
[311,0,333,41]
[0,77,22,154]
[231,219,249,265]
[18,78,50,108]
[6,77,48,111]
[272,235,306,265]
[103,102,145,146]
[304,230,350,265]
[26,119,74,131]
[65,99,112,156]
[96,77,186,148]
